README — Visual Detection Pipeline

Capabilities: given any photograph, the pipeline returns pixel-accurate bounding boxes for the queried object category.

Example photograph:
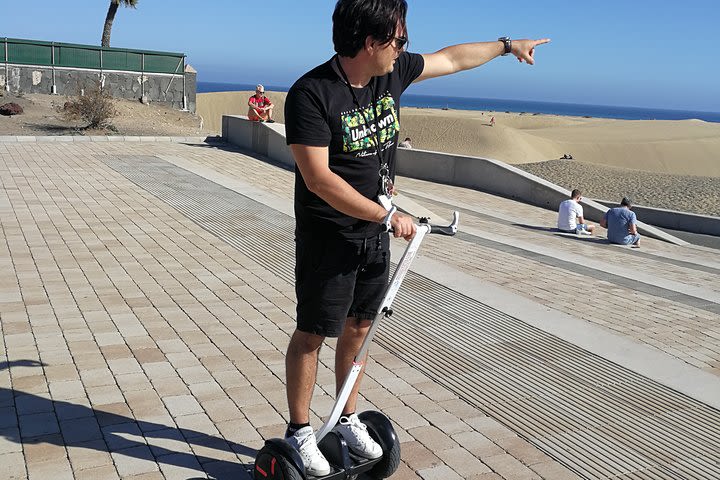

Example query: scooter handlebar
[383,209,460,236]
[424,210,460,236]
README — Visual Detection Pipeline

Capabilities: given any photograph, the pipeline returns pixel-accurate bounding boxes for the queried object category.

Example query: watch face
[499,37,511,54]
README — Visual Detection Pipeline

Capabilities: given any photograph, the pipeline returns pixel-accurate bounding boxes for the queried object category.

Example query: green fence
[1,37,184,74]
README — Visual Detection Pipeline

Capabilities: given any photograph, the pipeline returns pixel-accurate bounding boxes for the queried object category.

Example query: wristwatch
[498,37,512,56]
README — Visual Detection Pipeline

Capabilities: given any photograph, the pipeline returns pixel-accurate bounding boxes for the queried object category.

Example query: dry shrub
[61,82,116,129]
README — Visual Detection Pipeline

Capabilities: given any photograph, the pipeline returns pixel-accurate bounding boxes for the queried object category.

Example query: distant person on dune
[558,189,594,235]
[248,84,275,123]
[398,137,412,148]
[490,116,495,126]
[601,197,641,247]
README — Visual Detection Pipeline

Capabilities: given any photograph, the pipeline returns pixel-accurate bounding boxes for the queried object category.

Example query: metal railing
[2,37,187,105]
[1,37,184,73]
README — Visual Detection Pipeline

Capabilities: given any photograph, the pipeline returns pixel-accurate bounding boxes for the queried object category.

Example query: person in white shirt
[398,137,412,148]
[558,189,595,235]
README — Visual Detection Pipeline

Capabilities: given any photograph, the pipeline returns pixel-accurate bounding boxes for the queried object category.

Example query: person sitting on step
[248,84,275,123]
[558,189,595,235]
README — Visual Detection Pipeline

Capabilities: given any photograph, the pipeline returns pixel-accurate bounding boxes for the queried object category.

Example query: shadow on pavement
[513,223,612,244]
[1,360,257,480]
[181,138,294,173]
[512,223,558,233]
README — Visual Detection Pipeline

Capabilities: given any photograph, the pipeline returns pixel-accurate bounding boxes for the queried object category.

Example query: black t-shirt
[285,52,425,239]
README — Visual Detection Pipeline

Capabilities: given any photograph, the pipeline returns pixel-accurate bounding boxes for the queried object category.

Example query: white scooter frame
[315,208,459,443]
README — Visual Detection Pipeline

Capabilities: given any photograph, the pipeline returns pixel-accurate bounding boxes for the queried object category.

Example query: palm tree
[101,0,139,47]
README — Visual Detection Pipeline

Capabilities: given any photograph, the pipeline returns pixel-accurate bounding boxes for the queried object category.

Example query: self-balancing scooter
[254,208,459,480]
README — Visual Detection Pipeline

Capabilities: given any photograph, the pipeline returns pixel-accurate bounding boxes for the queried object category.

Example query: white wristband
[382,206,397,232]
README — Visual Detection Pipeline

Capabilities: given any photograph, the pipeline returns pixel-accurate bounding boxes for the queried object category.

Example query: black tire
[368,434,401,479]
[254,446,304,480]
[358,411,402,479]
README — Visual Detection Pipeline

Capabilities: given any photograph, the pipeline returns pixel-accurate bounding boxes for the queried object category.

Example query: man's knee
[288,329,325,354]
[343,317,372,337]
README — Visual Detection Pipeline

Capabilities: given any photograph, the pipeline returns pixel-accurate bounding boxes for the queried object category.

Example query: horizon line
[197,81,720,116]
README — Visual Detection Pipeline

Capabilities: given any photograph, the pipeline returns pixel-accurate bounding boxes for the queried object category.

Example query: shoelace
[342,417,372,444]
[298,433,324,458]
[351,419,368,433]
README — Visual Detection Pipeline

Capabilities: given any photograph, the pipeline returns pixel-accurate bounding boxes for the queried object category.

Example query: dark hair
[332,0,408,57]
[571,189,582,199]
[621,197,633,207]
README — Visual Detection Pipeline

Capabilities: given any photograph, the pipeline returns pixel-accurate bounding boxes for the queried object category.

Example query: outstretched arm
[416,38,550,82]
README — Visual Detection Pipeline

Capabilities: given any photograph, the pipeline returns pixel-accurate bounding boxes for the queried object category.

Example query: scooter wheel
[368,437,400,479]
[359,411,402,479]
[254,446,304,480]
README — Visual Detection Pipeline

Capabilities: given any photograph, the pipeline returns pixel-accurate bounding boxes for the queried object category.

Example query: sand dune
[400,109,720,177]
[519,160,720,217]
[197,91,720,178]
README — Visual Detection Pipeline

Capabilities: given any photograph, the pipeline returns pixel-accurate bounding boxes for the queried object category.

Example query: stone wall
[1,65,196,113]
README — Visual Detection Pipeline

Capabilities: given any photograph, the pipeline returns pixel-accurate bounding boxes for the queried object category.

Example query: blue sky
[4,0,719,112]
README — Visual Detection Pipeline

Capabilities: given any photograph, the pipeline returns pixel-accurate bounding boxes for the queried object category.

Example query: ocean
[197,82,720,123]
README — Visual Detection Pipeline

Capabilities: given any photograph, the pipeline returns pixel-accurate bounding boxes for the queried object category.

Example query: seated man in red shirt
[247,84,275,122]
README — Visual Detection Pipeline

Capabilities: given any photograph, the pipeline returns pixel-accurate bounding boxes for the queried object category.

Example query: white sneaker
[285,426,331,476]
[333,414,383,459]
[578,229,592,236]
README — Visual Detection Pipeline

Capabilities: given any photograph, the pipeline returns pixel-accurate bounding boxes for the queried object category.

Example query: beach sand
[0,92,204,137]
[197,91,720,216]
[518,160,720,216]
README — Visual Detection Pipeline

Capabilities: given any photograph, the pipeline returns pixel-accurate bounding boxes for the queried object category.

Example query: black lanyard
[335,56,393,197]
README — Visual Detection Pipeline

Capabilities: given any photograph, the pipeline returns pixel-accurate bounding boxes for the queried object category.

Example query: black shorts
[295,232,390,338]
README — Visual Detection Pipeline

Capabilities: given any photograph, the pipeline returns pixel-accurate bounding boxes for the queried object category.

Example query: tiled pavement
[1,138,718,479]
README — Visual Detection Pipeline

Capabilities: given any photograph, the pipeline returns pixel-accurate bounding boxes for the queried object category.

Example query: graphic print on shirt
[341,92,399,154]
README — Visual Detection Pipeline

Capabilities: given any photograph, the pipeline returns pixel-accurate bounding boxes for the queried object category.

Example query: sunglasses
[393,36,408,50]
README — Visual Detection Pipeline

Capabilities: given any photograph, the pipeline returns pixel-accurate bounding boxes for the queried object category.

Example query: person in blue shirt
[601,197,641,247]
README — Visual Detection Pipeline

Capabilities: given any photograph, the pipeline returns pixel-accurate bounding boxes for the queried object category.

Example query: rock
[0,102,23,116]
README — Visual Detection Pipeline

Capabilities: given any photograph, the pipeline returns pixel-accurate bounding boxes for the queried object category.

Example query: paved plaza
[1,138,719,479]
